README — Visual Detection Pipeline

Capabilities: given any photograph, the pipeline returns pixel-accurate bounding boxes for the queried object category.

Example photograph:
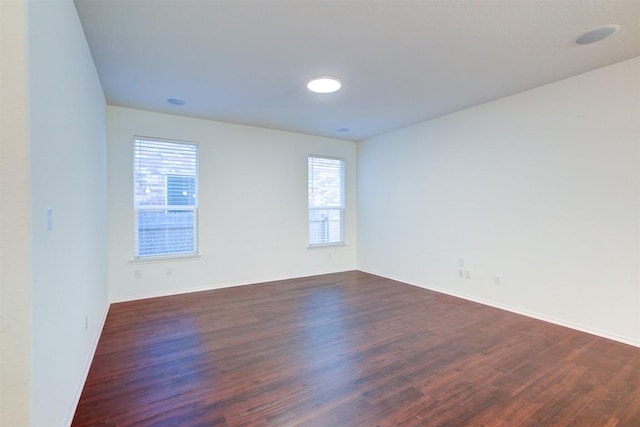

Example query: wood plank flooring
[73,271,640,426]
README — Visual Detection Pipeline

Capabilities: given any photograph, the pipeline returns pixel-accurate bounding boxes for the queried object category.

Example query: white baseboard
[358,268,640,349]
[64,302,110,427]
[110,268,356,304]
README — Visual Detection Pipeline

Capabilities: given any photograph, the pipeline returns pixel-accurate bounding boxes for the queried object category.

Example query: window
[308,155,345,246]
[134,137,198,258]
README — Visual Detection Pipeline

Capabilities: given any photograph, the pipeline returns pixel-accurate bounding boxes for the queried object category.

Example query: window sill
[307,242,347,249]
[129,253,202,264]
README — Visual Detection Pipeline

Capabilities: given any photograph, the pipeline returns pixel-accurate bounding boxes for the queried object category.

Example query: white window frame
[133,136,199,260]
[308,155,345,247]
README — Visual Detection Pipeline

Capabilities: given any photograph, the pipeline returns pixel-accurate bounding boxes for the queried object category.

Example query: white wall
[358,57,640,346]
[28,1,108,425]
[108,106,357,302]
[0,0,32,425]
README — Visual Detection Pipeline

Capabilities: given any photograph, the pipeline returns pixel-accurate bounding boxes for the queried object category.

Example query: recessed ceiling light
[575,25,620,45]
[307,77,342,94]
[167,98,186,105]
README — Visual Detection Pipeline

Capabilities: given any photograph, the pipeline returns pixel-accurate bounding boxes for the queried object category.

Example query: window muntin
[134,137,198,258]
[308,156,345,246]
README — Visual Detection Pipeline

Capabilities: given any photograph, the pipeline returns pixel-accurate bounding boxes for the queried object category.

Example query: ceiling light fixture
[307,77,342,94]
[575,25,620,45]
[167,98,186,105]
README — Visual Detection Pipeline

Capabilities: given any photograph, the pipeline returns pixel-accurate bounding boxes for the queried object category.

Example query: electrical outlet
[46,207,54,230]
[458,257,465,268]
[134,269,142,279]
[494,275,502,285]
[465,269,472,280]
[167,267,173,276]
[85,316,88,330]
[458,268,465,278]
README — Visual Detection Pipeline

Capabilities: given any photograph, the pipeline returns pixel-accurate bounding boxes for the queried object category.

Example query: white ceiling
[74,0,640,141]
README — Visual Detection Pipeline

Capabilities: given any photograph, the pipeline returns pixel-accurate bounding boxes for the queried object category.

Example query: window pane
[308,157,344,208]
[137,210,196,256]
[308,156,345,245]
[134,137,199,257]
[134,139,198,207]
[309,208,343,245]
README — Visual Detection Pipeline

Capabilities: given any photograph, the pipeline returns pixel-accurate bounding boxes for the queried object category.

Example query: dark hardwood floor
[73,271,640,426]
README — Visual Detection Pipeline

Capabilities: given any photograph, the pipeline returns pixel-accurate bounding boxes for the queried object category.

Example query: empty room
[1,0,639,426]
